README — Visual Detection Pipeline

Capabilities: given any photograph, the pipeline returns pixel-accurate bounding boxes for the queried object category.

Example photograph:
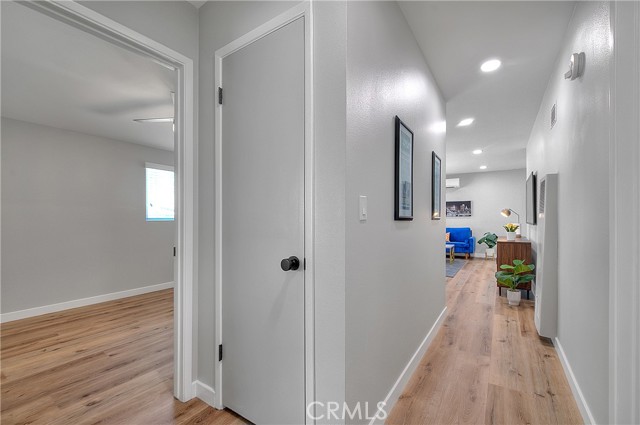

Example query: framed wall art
[431,152,442,220]
[395,116,414,220]
[446,200,472,217]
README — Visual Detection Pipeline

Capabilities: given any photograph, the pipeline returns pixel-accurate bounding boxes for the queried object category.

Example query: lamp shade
[500,208,511,218]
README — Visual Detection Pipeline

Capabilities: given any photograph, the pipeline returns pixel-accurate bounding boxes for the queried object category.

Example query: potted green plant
[503,223,519,241]
[477,232,498,259]
[495,259,535,306]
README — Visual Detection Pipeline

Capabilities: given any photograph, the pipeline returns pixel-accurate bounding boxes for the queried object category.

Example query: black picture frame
[526,172,537,225]
[431,152,442,220]
[394,116,414,220]
[446,200,472,217]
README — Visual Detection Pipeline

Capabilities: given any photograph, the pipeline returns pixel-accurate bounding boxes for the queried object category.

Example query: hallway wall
[526,2,611,423]
[345,2,446,420]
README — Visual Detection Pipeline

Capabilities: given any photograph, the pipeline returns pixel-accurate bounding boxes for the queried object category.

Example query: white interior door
[220,17,305,425]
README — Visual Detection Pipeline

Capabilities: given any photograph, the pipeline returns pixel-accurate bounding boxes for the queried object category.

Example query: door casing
[18,0,197,402]
[214,2,315,421]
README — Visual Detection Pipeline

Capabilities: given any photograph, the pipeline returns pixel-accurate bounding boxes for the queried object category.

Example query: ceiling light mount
[564,52,585,81]
[133,117,174,123]
[481,59,501,73]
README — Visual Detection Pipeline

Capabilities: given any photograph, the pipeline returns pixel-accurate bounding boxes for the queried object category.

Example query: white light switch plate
[359,196,367,222]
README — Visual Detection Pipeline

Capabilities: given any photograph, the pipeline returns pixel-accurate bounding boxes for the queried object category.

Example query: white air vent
[445,178,460,188]
[539,179,546,213]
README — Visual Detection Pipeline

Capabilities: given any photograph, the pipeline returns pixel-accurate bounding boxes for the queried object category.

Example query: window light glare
[480,165,488,170]
[481,59,502,73]
[473,149,483,155]
[457,118,474,127]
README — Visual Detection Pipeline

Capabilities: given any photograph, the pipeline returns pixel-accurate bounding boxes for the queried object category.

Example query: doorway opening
[1,0,195,405]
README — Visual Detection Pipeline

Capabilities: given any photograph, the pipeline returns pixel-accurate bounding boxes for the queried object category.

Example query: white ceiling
[1,2,176,151]
[399,1,575,175]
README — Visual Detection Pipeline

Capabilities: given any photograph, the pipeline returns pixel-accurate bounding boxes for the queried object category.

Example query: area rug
[446,258,467,278]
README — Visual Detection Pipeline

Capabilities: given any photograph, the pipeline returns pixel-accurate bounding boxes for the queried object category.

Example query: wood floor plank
[386,259,582,425]
[0,289,244,425]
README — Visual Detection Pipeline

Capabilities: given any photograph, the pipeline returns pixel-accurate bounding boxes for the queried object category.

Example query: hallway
[387,259,582,424]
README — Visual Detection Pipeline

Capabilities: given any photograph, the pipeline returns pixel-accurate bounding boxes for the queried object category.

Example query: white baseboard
[0,281,174,323]
[553,337,596,425]
[370,306,448,425]
[193,380,216,407]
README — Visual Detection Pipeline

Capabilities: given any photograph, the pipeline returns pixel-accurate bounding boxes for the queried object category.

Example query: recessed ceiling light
[481,59,502,73]
[457,118,474,127]
[480,165,488,170]
[473,149,483,155]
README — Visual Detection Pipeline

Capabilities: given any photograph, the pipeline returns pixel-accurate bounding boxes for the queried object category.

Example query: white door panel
[221,17,305,425]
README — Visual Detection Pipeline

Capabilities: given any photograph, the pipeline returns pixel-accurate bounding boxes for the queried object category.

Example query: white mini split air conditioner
[445,178,460,189]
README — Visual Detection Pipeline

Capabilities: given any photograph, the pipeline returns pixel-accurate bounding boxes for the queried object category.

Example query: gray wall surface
[526,2,611,422]
[198,3,348,411]
[345,1,446,418]
[1,118,174,313]
[445,169,526,254]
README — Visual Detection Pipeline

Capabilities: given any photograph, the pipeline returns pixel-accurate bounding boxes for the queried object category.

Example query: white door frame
[20,0,197,402]
[609,2,640,423]
[214,2,315,420]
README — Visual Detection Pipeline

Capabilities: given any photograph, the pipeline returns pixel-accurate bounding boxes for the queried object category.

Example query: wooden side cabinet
[496,237,533,297]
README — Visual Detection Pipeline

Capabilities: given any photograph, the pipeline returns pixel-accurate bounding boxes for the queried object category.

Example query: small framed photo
[446,201,472,217]
[395,116,414,220]
[431,152,442,220]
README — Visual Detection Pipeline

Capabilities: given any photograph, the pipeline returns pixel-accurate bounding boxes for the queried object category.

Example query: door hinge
[218,87,223,105]
[173,246,176,257]
[218,344,223,361]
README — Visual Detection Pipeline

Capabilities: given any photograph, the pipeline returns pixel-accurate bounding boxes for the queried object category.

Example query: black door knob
[281,256,300,271]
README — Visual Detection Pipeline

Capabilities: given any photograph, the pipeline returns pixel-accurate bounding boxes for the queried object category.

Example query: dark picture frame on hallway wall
[395,116,414,220]
[526,172,537,225]
[431,152,442,220]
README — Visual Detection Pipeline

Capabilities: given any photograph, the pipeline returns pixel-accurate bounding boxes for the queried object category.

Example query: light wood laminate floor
[1,289,245,425]
[387,259,583,425]
[2,261,582,425]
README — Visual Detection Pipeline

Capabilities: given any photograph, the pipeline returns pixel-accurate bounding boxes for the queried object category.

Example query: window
[146,163,174,221]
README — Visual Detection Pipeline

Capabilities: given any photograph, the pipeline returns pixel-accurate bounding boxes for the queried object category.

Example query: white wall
[609,3,640,423]
[526,2,611,422]
[1,118,174,313]
[345,1,446,418]
[446,169,526,253]
[198,2,348,411]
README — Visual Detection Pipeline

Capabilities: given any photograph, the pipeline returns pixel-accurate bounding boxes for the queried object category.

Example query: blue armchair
[446,227,476,258]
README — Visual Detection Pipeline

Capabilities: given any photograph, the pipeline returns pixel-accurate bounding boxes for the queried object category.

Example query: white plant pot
[506,231,516,241]
[507,290,521,306]
[485,248,495,259]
